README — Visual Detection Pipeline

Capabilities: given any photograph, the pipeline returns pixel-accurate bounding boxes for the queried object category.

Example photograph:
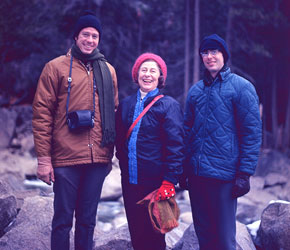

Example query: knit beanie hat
[132,53,167,87]
[199,34,230,63]
[73,10,102,40]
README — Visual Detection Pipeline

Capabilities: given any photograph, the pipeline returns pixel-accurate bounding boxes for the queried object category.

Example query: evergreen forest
[0,0,289,151]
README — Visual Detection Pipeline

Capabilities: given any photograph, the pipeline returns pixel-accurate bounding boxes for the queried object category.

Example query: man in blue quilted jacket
[183,34,262,250]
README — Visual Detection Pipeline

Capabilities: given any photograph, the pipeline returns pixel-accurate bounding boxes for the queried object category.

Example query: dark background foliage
[0,0,289,150]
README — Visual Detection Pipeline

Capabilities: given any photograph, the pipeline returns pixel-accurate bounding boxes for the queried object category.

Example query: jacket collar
[137,88,161,104]
[203,66,230,86]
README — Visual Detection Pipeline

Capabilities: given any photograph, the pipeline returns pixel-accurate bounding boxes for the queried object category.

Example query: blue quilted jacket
[184,67,262,181]
[116,89,184,186]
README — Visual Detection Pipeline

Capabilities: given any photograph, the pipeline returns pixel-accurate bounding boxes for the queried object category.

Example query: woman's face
[138,60,160,93]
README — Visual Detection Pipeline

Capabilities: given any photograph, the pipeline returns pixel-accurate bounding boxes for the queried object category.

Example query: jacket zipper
[80,60,93,161]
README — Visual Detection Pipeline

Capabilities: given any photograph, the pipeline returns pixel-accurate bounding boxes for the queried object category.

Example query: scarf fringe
[102,129,116,146]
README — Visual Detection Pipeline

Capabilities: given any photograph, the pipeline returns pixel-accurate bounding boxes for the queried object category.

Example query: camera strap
[66,55,96,121]
[126,94,164,140]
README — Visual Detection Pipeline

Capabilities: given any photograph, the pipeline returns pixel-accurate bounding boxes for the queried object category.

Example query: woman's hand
[155,180,175,201]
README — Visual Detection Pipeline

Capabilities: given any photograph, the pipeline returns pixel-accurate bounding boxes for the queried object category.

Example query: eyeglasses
[200,50,220,58]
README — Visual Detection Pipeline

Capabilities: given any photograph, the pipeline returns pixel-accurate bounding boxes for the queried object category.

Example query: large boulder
[0,149,37,192]
[93,225,133,250]
[236,180,277,224]
[0,106,34,154]
[0,196,53,250]
[172,222,255,250]
[0,108,17,149]
[172,224,199,250]
[0,181,17,237]
[236,221,256,250]
[255,201,290,250]
[256,149,290,178]
[93,222,188,250]
[166,222,190,249]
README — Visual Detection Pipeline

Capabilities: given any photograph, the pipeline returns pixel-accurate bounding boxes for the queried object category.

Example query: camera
[67,110,94,131]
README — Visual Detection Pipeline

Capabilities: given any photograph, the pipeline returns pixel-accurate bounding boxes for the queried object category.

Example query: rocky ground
[0,106,290,249]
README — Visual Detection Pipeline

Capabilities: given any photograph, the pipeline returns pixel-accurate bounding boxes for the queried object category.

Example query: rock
[255,201,290,250]
[256,149,290,177]
[264,172,287,187]
[236,188,277,224]
[179,212,193,224]
[100,164,122,201]
[166,222,189,249]
[247,220,261,238]
[0,181,17,237]
[0,108,17,149]
[0,106,34,154]
[97,201,125,230]
[0,181,12,196]
[171,223,199,250]
[13,189,44,210]
[176,199,191,214]
[93,224,133,250]
[250,176,265,190]
[13,105,33,137]
[0,196,53,250]
[264,185,285,200]
[0,149,37,188]
[0,196,17,237]
[11,134,35,155]
[93,222,189,250]
[172,222,255,250]
[236,221,256,250]
[279,182,290,201]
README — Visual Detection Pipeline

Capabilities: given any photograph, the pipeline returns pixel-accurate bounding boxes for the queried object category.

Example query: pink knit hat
[132,53,167,85]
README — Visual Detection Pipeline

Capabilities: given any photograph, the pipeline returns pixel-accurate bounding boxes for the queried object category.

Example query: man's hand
[232,172,251,198]
[37,156,55,185]
[155,180,176,201]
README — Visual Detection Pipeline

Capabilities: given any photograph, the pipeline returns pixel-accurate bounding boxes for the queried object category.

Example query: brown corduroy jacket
[32,50,118,167]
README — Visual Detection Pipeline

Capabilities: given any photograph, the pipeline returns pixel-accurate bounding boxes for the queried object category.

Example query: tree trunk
[137,17,143,55]
[225,4,233,68]
[283,87,290,150]
[271,68,279,149]
[184,0,190,105]
[193,0,200,84]
[261,100,267,148]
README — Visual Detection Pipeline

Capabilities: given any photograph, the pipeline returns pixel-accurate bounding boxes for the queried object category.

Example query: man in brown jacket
[32,10,118,250]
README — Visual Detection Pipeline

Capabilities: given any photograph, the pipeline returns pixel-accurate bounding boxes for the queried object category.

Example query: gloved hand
[37,156,54,185]
[232,172,251,198]
[155,180,175,201]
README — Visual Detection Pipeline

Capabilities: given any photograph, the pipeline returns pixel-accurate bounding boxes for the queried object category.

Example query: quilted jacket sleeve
[162,98,184,185]
[32,62,58,157]
[234,78,262,175]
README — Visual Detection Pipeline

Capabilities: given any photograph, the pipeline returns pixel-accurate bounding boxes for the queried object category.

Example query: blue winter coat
[184,68,262,181]
[116,90,184,186]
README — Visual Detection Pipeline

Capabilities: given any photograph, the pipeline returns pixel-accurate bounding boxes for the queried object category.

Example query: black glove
[232,172,251,198]
[179,174,189,190]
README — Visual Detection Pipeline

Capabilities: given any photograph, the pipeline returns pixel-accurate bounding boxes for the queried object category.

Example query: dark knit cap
[199,34,230,63]
[73,10,102,39]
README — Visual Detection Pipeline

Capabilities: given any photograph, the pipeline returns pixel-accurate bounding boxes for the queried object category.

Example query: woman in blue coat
[115,53,184,250]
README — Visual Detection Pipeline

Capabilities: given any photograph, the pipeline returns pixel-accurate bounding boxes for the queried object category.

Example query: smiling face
[137,60,160,93]
[202,50,224,78]
[75,27,99,54]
